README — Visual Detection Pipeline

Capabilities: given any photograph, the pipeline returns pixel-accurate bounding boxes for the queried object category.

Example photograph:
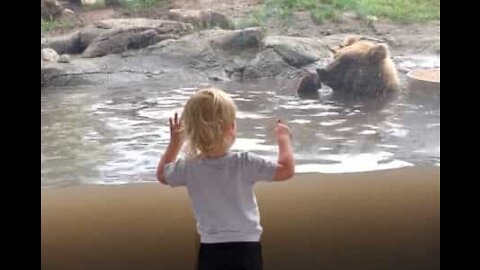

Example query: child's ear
[225,122,236,133]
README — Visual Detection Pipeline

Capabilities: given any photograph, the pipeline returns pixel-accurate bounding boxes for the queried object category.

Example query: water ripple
[42,72,440,187]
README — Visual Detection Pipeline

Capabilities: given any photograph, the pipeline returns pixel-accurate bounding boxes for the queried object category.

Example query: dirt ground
[55,0,260,28]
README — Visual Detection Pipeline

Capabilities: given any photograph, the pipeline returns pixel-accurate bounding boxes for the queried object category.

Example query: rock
[41,53,208,88]
[150,27,263,55]
[42,19,233,59]
[41,27,109,55]
[321,29,333,36]
[59,54,71,63]
[42,48,60,62]
[78,27,110,49]
[41,0,64,19]
[168,9,234,29]
[81,0,99,5]
[41,31,81,55]
[146,28,264,72]
[83,28,176,58]
[61,8,75,18]
[264,36,331,68]
[41,28,332,87]
[210,27,264,50]
[83,19,194,58]
[94,18,192,30]
[242,48,298,79]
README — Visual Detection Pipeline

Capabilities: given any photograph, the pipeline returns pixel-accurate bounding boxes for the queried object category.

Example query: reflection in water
[41,91,114,187]
[41,58,440,187]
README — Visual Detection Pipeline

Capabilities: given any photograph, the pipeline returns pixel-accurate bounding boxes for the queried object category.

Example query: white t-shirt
[164,151,277,243]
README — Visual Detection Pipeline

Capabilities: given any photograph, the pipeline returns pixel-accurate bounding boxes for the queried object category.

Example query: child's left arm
[157,113,183,185]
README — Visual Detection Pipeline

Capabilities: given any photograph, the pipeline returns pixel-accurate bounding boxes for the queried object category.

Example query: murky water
[41,56,440,187]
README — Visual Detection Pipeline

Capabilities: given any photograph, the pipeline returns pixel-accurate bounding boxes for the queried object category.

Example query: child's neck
[204,148,230,159]
[202,137,234,158]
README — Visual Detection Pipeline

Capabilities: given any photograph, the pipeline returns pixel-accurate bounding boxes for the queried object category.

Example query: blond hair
[181,87,237,159]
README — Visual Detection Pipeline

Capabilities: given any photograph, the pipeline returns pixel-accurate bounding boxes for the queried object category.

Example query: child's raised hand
[169,112,183,146]
[275,119,292,142]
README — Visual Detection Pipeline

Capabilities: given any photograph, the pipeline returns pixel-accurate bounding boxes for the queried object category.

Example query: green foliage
[247,0,439,25]
[41,17,74,34]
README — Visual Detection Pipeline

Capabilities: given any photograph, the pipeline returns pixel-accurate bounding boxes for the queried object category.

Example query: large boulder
[82,19,194,58]
[41,27,109,54]
[168,9,234,29]
[209,27,264,50]
[58,54,71,63]
[41,53,208,88]
[264,36,331,68]
[41,28,337,88]
[41,0,64,19]
[146,27,264,69]
[242,48,299,79]
[41,48,60,62]
[81,0,100,4]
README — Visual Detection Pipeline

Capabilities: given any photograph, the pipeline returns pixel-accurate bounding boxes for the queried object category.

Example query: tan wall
[42,167,440,270]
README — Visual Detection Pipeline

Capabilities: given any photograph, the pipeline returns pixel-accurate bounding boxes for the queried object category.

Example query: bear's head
[296,71,322,99]
[316,36,400,97]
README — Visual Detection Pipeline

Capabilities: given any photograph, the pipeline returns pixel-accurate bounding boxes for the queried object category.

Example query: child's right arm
[272,120,295,181]
[157,113,183,185]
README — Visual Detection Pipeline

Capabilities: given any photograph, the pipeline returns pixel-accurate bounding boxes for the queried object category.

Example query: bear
[297,36,400,98]
[318,36,400,97]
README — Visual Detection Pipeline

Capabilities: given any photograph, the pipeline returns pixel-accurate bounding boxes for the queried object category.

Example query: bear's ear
[368,44,388,62]
[342,36,360,47]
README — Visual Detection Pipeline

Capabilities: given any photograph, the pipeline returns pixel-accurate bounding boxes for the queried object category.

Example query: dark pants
[197,242,263,270]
